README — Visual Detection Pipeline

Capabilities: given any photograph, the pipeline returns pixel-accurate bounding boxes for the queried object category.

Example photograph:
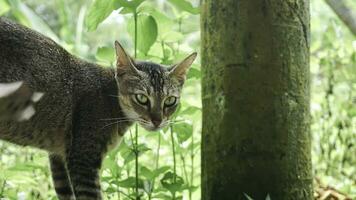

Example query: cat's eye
[164,96,177,107]
[135,94,149,105]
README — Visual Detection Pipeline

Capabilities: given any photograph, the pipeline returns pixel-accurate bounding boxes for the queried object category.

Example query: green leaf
[187,67,201,79]
[137,143,151,153]
[153,166,171,177]
[105,187,118,194]
[170,103,182,119]
[0,0,10,16]
[140,6,174,35]
[128,14,158,55]
[96,46,115,63]
[86,0,120,31]
[140,165,170,180]
[118,0,145,10]
[153,193,172,200]
[160,171,184,194]
[121,147,136,165]
[121,143,150,165]
[174,122,193,143]
[118,177,144,188]
[187,185,199,192]
[7,163,46,172]
[140,166,154,180]
[162,31,184,43]
[180,106,201,116]
[167,0,200,15]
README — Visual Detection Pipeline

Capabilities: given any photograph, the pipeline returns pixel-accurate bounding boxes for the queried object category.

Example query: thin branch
[325,0,356,36]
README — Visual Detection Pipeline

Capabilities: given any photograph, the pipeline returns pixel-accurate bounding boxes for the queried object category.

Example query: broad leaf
[128,14,158,55]
[0,0,10,16]
[118,177,144,188]
[86,0,120,31]
[174,122,193,143]
[160,171,184,194]
[167,0,199,15]
[96,46,115,63]
[187,66,201,79]
[180,106,201,116]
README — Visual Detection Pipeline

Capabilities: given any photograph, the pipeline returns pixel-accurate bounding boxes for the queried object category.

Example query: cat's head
[114,41,197,131]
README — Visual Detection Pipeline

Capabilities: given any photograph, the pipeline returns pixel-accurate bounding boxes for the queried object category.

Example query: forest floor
[315,178,353,200]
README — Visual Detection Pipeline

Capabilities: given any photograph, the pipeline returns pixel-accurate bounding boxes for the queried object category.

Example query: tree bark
[325,0,356,36]
[201,1,313,200]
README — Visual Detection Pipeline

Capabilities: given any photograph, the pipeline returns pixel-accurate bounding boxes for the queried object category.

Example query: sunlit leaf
[137,143,151,153]
[180,106,201,116]
[96,46,116,63]
[86,0,121,31]
[167,0,199,15]
[140,166,154,180]
[145,7,174,35]
[118,177,144,188]
[174,122,193,143]
[0,0,10,15]
[187,67,201,79]
[128,14,158,55]
[117,0,145,10]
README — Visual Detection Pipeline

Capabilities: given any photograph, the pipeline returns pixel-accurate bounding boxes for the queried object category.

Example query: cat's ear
[115,41,139,75]
[169,52,197,82]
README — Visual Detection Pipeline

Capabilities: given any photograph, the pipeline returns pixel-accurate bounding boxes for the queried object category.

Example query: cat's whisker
[100,117,153,130]
[100,119,136,130]
[100,117,138,121]
[162,119,184,126]
[108,94,120,98]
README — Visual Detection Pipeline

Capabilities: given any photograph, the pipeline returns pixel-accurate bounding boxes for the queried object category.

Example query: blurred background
[0,0,355,199]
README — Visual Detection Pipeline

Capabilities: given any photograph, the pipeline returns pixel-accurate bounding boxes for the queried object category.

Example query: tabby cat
[0,17,196,200]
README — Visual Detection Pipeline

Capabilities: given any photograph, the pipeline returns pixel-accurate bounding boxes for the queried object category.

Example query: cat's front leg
[49,154,75,200]
[66,142,103,200]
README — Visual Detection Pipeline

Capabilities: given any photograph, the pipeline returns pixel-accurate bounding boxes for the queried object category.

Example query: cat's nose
[152,119,162,127]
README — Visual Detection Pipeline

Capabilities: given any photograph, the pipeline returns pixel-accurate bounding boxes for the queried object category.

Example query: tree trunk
[201,1,313,200]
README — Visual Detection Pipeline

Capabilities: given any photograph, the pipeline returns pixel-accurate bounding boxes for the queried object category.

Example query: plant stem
[176,17,182,55]
[133,9,139,200]
[0,180,5,197]
[148,132,161,200]
[170,125,177,200]
[118,190,135,200]
[180,154,189,186]
[135,124,139,200]
[134,11,138,58]
[189,131,195,200]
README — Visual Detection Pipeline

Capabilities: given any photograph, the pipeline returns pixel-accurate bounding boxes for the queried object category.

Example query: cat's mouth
[138,120,164,132]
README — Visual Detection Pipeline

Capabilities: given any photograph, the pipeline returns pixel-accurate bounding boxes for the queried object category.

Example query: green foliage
[127,14,158,55]
[0,0,10,16]
[167,0,199,15]
[311,0,356,198]
[85,0,120,31]
[160,171,184,195]
[0,0,355,199]
[96,46,116,65]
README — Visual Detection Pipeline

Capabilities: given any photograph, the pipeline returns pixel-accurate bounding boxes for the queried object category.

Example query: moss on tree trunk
[201,0,313,199]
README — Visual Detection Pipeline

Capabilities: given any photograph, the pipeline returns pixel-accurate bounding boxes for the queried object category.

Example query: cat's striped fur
[0,17,196,200]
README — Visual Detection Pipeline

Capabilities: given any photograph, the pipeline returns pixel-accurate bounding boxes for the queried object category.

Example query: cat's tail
[0,81,43,121]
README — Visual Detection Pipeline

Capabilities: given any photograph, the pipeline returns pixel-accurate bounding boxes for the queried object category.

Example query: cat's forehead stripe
[135,61,167,93]
[148,68,164,92]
